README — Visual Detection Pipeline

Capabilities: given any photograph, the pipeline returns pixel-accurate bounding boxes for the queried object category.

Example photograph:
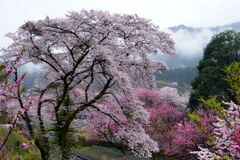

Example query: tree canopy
[189,30,240,110]
[1,10,175,159]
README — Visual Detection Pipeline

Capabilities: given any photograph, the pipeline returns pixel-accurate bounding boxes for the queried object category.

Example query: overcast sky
[1,0,240,54]
[1,0,240,27]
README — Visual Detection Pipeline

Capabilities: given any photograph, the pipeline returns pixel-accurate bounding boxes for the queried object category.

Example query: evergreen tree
[189,30,240,110]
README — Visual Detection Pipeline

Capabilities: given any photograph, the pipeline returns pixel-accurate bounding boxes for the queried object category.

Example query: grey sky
[1,0,240,49]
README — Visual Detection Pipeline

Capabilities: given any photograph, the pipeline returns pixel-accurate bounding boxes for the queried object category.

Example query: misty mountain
[169,24,202,32]
[169,21,240,32]
[211,22,240,32]
[156,21,240,68]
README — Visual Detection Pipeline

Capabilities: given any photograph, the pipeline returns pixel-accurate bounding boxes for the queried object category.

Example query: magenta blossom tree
[134,88,183,152]
[1,10,175,159]
[146,103,182,149]
[166,109,216,159]
[134,88,215,159]
[86,88,186,157]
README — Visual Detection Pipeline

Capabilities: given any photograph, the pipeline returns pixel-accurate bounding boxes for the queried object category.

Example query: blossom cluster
[191,101,240,159]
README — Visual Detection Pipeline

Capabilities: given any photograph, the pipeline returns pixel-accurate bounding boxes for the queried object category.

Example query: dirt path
[72,150,101,160]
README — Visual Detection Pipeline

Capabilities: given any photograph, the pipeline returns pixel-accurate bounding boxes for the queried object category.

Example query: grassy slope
[78,146,180,160]
[0,128,41,160]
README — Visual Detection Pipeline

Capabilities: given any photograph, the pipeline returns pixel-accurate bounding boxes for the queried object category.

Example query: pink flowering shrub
[191,62,240,160]
[135,88,191,153]
[135,88,214,159]
[146,103,182,149]
[191,101,240,159]
[135,89,162,108]
[120,88,193,157]
[165,109,216,159]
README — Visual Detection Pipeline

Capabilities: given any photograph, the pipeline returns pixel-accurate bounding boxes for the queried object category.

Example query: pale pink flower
[18,109,25,115]
[22,143,29,149]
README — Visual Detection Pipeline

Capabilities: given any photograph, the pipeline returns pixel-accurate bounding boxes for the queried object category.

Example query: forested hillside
[155,67,198,90]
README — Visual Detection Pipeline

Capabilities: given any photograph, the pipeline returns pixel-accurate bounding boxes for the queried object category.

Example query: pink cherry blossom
[18,109,25,115]
[22,143,29,149]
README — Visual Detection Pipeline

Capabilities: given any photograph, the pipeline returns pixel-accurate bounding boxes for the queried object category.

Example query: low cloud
[152,27,217,68]
[20,63,42,74]
[167,28,215,59]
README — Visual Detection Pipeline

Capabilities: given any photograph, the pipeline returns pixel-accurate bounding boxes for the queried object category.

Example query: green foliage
[187,111,201,122]
[0,63,8,83]
[189,62,240,130]
[189,30,240,110]
[155,67,198,91]
[187,111,206,133]
[18,86,27,93]
[48,106,78,151]
[47,82,62,90]
[224,62,240,102]
[198,97,224,118]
